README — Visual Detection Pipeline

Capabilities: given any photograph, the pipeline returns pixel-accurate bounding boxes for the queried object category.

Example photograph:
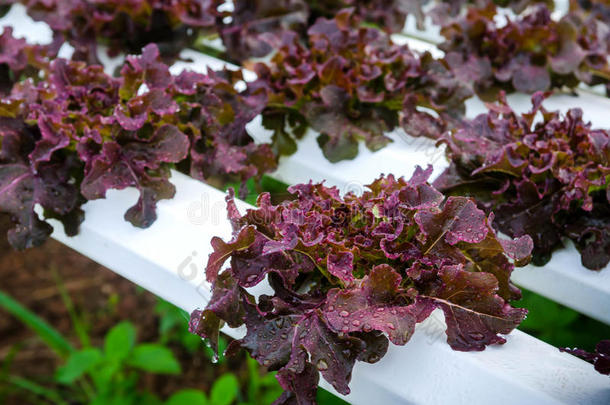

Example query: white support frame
[2,3,610,404]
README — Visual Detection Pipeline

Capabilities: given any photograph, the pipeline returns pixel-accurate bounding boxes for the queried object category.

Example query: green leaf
[204,335,227,364]
[0,289,73,358]
[316,388,350,405]
[165,389,208,405]
[127,344,181,375]
[55,348,103,384]
[89,361,121,394]
[105,322,136,362]
[91,394,135,405]
[155,299,183,337]
[210,374,239,405]
[138,392,163,405]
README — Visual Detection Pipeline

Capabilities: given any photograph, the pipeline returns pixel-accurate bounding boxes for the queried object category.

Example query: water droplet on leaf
[317,359,329,371]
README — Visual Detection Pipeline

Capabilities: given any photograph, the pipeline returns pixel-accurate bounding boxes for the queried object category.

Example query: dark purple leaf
[435,92,609,270]
[561,339,610,375]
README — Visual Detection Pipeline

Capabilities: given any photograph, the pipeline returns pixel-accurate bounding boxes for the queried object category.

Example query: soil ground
[0,214,250,404]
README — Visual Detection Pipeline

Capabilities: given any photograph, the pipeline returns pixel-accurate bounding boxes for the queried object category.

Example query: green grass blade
[0,290,74,358]
[52,268,91,348]
[4,375,68,405]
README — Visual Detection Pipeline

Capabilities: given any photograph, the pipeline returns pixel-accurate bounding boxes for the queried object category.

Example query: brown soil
[0,214,250,404]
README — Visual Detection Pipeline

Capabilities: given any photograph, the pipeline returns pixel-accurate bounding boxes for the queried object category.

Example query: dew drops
[339,310,350,317]
[342,326,349,333]
[316,359,329,371]
[246,274,258,283]
[363,324,372,332]
[328,305,335,312]
[352,320,360,327]
[376,307,385,312]
[386,322,396,330]
[469,332,485,341]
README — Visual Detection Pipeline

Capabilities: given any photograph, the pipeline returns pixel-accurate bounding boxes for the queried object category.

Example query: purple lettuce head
[435,92,609,270]
[440,3,610,99]
[191,166,531,403]
[220,0,431,61]
[570,0,610,24]
[0,43,276,249]
[219,0,555,61]
[251,9,471,162]
[17,0,222,64]
[0,27,55,95]
[0,83,84,249]
[431,0,553,25]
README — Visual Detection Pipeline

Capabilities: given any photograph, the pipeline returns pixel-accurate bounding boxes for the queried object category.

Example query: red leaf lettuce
[434,92,609,270]
[0,26,55,95]
[219,0,555,61]
[0,43,276,249]
[440,3,610,99]
[13,0,221,63]
[190,166,532,404]
[250,9,472,162]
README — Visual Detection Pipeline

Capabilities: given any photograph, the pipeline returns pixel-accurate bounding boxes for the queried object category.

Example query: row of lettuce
[1,1,607,270]
[3,0,610,96]
[0,3,608,403]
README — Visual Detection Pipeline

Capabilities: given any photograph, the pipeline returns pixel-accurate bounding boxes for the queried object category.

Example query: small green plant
[0,288,182,404]
[58,321,182,404]
[155,298,228,363]
[165,374,239,405]
[0,288,348,405]
[156,299,205,355]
